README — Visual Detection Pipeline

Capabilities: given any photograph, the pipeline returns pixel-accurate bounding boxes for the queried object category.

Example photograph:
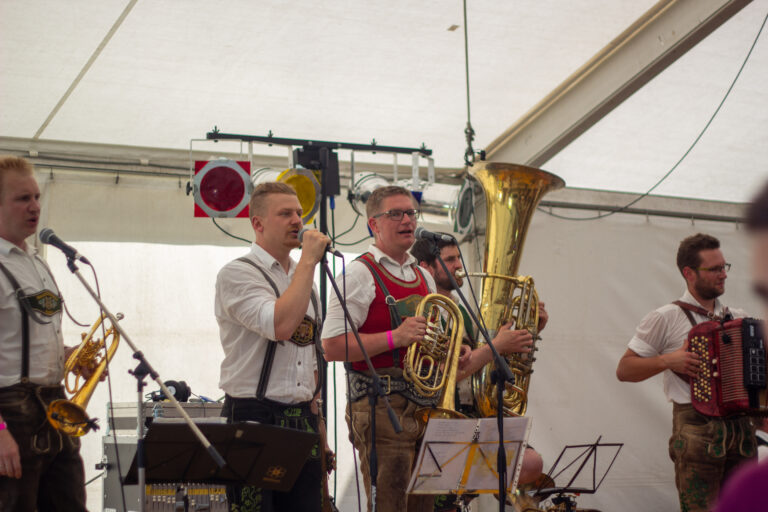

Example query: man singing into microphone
[0,156,87,511]
[216,182,331,512]
[322,185,437,512]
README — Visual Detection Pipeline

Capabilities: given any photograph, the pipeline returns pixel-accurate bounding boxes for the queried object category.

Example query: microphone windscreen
[39,227,55,244]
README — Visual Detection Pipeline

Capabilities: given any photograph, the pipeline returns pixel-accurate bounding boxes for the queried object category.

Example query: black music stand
[124,421,318,492]
[530,436,622,511]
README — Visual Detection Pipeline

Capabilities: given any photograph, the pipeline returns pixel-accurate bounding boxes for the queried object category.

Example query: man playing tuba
[410,235,546,505]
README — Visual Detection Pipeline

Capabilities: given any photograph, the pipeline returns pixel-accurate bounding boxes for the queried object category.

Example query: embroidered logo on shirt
[288,316,317,346]
[20,289,62,316]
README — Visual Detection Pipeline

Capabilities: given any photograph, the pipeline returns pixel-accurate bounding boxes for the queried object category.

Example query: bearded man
[616,233,757,512]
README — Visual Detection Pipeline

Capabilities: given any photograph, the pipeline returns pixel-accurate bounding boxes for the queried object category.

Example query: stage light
[348,172,476,236]
[252,167,321,225]
[193,160,251,218]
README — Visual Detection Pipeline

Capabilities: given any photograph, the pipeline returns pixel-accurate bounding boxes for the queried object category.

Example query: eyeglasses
[372,209,420,221]
[697,263,731,274]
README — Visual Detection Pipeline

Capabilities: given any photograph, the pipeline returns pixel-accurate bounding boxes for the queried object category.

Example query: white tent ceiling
[1,0,766,203]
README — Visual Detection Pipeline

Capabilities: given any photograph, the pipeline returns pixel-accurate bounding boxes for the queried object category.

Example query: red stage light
[193,160,251,218]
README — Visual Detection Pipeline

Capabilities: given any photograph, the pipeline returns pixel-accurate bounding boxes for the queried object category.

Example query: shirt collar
[249,242,295,273]
[368,244,416,267]
[680,289,725,316]
[0,236,36,257]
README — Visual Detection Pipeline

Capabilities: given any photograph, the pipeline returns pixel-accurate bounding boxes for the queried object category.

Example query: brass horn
[47,312,122,436]
[403,293,466,423]
[468,162,564,417]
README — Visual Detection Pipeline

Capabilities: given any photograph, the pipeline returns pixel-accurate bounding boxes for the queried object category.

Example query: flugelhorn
[47,312,122,436]
[403,293,466,423]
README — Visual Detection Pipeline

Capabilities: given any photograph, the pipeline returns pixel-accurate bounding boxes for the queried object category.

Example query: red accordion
[687,317,767,417]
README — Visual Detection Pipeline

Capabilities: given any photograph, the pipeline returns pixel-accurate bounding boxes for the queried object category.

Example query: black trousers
[0,383,86,512]
[222,396,322,512]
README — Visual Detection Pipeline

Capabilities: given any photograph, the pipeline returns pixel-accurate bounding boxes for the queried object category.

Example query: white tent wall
[33,169,759,511]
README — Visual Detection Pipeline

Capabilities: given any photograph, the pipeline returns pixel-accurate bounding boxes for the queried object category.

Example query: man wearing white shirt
[616,233,757,512]
[216,181,331,512]
[0,156,86,511]
[322,185,435,512]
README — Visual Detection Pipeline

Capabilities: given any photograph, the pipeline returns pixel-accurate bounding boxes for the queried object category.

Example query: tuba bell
[403,293,466,423]
[47,312,122,436]
[468,162,564,417]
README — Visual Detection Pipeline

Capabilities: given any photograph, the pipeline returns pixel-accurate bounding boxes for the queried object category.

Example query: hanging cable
[540,10,768,222]
[211,217,251,244]
[462,0,476,167]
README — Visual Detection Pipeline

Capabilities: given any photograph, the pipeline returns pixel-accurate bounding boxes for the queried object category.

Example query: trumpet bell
[46,399,95,437]
[47,313,121,437]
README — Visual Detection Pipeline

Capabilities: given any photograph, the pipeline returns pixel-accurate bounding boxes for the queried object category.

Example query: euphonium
[468,162,564,417]
[403,293,466,423]
[47,312,122,436]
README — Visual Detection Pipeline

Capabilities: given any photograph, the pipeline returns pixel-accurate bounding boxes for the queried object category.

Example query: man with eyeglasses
[714,181,768,512]
[322,185,436,512]
[616,233,757,512]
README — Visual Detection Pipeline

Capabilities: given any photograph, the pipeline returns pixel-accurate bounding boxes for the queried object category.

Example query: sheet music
[408,417,531,495]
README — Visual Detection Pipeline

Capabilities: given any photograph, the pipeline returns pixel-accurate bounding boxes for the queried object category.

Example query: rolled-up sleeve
[628,309,669,357]
[322,260,375,339]
[217,261,277,340]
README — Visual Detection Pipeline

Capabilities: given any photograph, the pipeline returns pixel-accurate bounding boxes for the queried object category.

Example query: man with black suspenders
[616,233,757,512]
[216,181,332,512]
[0,155,87,511]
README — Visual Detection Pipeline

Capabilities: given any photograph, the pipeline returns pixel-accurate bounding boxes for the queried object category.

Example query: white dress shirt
[216,243,318,402]
[321,244,436,338]
[0,237,65,387]
[628,289,746,404]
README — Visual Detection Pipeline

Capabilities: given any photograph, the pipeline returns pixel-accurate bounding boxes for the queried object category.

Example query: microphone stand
[428,243,514,512]
[62,257,226,512]
[319,254,403,512]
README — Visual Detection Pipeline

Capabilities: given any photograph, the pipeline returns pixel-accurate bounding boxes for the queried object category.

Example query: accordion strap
[673,301,700,328]
[671,300,727,325]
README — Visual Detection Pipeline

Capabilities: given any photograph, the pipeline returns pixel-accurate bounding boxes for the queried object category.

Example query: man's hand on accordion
[662,341,701,378]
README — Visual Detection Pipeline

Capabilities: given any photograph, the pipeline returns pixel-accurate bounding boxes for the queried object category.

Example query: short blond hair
[0,156,34,199]
[365,185,416,218]
[249,182,297,217]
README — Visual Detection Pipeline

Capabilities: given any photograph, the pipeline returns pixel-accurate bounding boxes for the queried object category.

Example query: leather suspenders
[235,257,323,400]
[0,261,31,382]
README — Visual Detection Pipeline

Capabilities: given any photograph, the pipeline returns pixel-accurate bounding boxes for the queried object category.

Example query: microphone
[414,227,455,243]
[39,228,90,264]
[298,228,343,258]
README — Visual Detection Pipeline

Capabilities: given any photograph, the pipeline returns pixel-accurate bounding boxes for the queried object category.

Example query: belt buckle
[378,374,391,395]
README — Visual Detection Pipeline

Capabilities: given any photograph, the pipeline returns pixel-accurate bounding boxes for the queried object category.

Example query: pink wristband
[0,421,6,431]
[386,330,395,350]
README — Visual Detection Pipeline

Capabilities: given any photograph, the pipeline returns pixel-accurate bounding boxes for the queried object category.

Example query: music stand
[125,420,318,492]
[407,417,531,500]
[529,436,623,510]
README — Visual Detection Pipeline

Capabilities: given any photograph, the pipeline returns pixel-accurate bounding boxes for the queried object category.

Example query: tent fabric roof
[1,0,766,202]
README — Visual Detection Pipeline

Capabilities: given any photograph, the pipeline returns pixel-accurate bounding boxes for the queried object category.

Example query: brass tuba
[468,162,564,417]
[403,293,466,423]
[47,312,122,436]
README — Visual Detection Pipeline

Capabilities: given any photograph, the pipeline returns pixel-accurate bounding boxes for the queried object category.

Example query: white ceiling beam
[484,0,753,167]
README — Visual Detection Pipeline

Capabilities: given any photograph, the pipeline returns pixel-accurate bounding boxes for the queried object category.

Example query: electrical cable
[539,10,768,222]
[85,470,106,487]
[211,217,251,244]
[332,213,361,241]
[334,234,371,247]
